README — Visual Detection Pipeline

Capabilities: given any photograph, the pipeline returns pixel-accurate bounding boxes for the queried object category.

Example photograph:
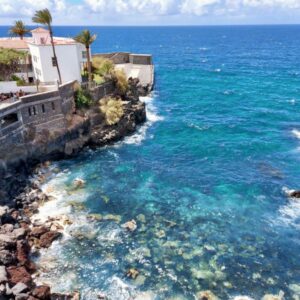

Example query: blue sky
[0,0,300,25]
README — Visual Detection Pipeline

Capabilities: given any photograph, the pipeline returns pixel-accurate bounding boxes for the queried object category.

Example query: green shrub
[99,97,124,125]
[75,88,92,109]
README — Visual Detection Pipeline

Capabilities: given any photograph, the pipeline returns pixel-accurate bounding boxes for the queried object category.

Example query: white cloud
[180,0,220,15]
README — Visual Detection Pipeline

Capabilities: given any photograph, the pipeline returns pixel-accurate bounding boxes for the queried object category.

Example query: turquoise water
[3,25,300,299]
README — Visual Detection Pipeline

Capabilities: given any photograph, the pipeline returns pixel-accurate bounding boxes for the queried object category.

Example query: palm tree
[9,20,30,40]
[74,30,97,87]
[32,8,62,84]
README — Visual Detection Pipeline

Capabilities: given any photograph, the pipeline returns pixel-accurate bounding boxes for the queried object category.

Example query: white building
[0,28,88,86]
[28,28,87,84]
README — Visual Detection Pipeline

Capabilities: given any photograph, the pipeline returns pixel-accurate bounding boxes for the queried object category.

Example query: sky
[0,0,300,26]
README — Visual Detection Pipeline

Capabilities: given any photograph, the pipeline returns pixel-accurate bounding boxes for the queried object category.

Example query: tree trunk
[49,27,62,84]
[87,46,92,88]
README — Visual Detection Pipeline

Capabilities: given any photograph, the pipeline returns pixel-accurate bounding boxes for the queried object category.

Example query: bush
[92,57,115,80]
[99,97,124,125]
[11,74,26,86]
[75,88,92,109]
[113,69,129,96]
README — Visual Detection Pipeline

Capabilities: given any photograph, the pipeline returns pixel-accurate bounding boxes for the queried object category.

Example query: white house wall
[29,43,87,84]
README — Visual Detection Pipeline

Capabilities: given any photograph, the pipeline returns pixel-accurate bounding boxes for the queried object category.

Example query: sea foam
[292,129,300,139]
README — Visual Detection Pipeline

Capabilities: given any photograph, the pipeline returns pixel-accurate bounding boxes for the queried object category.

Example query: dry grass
[99,97,124,125]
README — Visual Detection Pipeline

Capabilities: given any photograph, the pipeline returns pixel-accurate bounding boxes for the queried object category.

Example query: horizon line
[1,23,300,27]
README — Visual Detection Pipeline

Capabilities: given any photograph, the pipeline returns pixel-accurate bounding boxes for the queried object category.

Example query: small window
[82,51,87,59]
[51,102,55,111]
[28,107,32,116]
[33,106,37,115]
[40,37,45,44]
[42,104,45,113]
[52,57,57,67]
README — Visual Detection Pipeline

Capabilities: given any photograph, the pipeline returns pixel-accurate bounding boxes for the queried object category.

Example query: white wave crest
[121,93,163,146]
[292,129,300,139]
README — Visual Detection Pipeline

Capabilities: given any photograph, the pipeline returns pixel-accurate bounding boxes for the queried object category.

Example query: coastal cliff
[0,79,148,205]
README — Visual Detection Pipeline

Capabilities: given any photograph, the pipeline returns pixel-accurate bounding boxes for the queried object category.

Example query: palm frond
[32,9,52,26]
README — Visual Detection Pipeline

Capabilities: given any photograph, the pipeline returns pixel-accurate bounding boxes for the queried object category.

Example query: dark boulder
[39,231,62,248]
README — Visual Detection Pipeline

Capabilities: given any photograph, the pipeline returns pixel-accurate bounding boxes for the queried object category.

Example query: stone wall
[89,81,115,102]
[0,81,76,144]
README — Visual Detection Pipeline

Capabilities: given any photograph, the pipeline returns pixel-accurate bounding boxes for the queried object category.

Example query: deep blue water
[2,25,300,299]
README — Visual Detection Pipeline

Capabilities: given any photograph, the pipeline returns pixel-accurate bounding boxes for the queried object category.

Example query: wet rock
[73,178,85,189]
[0,224,14,233]
[0,266,7,283]
[289,190,300,198]
[6,266,32,285]
[32,285,51,299]
[0,249,16,265]
[126,268,139,279]
[39,231,62,248]
[192,269,214,280]
[0,283,6,294]
[136,214,146,223]
[102,214,121,223]
[13,228,26,240]
[196,291,218,300]
[261,291,284,300]
[97,292,106,299]
[51,291,80,300]
[16,293,30,300]
[155,229,166,239]
[134,274,146,286]
[11,282,28,295]
[16,240,30,265]
[122,220,137,232]
[30,226,49,238]
[0,234,16,250]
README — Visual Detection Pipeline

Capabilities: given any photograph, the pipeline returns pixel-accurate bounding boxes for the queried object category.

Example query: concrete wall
[0,82,37,94]
[93,53,153,66]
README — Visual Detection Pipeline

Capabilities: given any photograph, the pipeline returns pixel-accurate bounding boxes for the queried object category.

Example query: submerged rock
[196,290,218,300]
[126,268,139,279]
[122,220,137,232]
[73,178,86,189]
[261,291,284,300]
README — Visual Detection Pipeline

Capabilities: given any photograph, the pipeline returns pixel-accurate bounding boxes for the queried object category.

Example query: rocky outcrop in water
[0,171,80,300]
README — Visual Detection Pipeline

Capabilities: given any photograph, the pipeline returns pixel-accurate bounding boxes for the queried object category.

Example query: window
[33,106,37,115]
[51,102,55,111]
[42,104,45,113]
[52,57,57,67]
[40,37,45,44]
[28,107,32,116]
[33,56,38,63]
[0,113,18,128]
[82,51,87,59]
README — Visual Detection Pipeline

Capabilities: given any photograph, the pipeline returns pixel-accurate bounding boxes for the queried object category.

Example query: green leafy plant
[99,97,124,125]
[75,88,92,109]
[0,48,26,81]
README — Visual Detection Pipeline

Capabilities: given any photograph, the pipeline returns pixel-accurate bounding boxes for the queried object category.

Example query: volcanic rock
[32,285,51,300]
[6,266,32,285]
[39,231,62,248]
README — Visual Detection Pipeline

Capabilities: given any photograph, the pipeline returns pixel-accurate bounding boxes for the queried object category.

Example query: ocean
[2,25,300,299]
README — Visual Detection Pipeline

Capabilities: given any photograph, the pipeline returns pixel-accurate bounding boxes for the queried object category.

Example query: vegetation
[11,74,26,86]
[0,48,26,81]
[113,69,129,96]
[92,57,115,80]
[32,8,62,84]
[75,88,92,109]
[9,20,30,40]
[99,97,124,125]
[74,30,97,86]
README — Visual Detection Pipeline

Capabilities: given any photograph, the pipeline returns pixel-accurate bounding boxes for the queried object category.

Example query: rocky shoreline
[0,79,149,299]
